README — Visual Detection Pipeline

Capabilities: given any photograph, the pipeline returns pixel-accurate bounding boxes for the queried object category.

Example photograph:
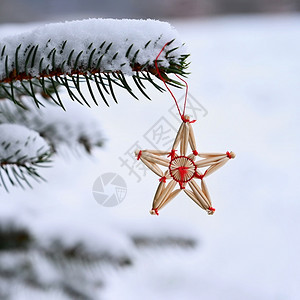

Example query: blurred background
[1,0,300,22]
[0,1,299,300]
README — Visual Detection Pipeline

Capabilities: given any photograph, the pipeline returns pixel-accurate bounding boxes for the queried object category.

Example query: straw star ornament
[135,115,235,216]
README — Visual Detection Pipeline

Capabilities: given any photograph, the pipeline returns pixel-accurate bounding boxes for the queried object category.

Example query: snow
[0,14,300,300]
[102,249,265,300]
[0,123,50,162]
[0,198,136,259]
[0,18,187,80]
[0,99,104,154]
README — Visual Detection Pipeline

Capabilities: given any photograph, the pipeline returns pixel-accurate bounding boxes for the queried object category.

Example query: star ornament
[135,115,235,216]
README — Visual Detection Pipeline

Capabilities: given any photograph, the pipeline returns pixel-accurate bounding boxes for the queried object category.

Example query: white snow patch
[0,99,104,153]
[0,18,187,80]
[0,123,50,161]
[0,14,300,300]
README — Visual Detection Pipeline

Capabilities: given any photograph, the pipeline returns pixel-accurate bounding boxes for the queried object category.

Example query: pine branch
[0,19,188,191]
[0,99,104,155]
[0,124,52,191]
[0,19,190,109]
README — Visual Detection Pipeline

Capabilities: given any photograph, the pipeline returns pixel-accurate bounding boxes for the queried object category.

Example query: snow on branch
[0,99,104,154]
[0,124,51,190]
[0,18,189,108]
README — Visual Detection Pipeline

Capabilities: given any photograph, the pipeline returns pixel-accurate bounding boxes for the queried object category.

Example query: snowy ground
[1,14,300,300]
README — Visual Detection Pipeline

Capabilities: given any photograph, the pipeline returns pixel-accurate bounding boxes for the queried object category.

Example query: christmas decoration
[135,43,235,215]
[135,115,235,215]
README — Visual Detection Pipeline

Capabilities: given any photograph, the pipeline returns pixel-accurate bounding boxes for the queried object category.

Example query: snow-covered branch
[0,124,51,190]
[0,18,189,107]
[0,99,104,154]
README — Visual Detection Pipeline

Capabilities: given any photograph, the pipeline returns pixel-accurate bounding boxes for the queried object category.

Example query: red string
[159,176,167,183]
[167,149,177,160]
[194,170,207,180]
[175,74,188,117]
[226,151,232,159]
[155,42,191,122]
[178,166,189,181]
[137,150,142,160]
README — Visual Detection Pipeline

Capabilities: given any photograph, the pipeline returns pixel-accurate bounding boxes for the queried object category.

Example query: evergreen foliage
[0,20,190,191]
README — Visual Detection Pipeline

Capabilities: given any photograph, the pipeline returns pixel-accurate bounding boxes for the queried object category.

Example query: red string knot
[150,208,159,216]
[226,151,235,159]
[226,151,233,159]
[208,207,216,215]
[179,182,185,189]
[136,150,142,160]
[192,150,198,156]
[168,149,177,160]
[159,176,167,183]
[181,115,196,123]
[194,171,206,180]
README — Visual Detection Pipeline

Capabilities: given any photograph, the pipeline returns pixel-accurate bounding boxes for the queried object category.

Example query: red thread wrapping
[168,149,177,160]
[178,166,189,181]
[181,115,196,123]
[208,207,216,212]
[159,176,167,183]
[179,182,185,189]
[192,150,198,156]
[194,170,207,180]
[154,208,159,215]
[226,151,232,159]
[137,150,142,160]
[169,156,197,183]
